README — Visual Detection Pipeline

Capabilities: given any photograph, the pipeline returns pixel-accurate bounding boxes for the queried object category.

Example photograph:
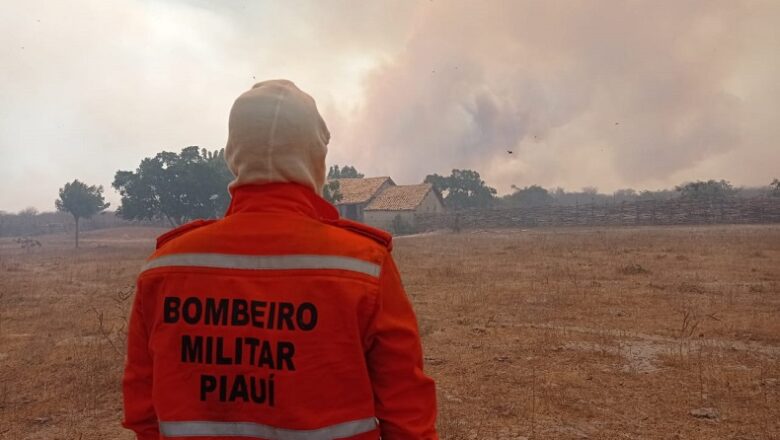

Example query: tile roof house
[363,183,445,232]
[331,177,395,222]
[365,183,437,210]
[330,178,445,232]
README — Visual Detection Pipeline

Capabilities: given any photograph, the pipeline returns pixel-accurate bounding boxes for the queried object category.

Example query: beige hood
[225,79,330,194]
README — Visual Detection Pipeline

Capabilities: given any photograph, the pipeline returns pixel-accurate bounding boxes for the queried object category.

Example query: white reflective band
[142,253,381,278]
[159,417,378,439]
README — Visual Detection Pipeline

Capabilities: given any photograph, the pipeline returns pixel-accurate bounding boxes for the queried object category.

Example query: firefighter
[122,79,438,440]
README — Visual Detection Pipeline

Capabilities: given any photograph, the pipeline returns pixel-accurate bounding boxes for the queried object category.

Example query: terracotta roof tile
[365,183,434,211]
[331,177,393,205]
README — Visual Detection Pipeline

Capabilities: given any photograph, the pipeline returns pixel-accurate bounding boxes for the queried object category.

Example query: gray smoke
[342,0,779,193]
[1,0,778,211]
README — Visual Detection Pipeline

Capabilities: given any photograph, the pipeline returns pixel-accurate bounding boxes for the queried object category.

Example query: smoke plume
[341,1,778,193]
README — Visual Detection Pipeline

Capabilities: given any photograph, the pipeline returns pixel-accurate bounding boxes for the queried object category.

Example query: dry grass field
[0,225,778,439]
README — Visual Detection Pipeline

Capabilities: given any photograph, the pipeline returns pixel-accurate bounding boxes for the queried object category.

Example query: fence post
[651,200,656,224]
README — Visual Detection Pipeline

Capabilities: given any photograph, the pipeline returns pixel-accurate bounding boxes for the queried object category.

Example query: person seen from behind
[122,79,438,440]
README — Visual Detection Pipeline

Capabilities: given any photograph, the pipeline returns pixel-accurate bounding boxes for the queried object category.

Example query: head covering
[225,79,330,194]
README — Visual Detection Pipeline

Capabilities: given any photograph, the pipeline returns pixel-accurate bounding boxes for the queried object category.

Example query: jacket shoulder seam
[326,218,393,250]
[155,219,217,249]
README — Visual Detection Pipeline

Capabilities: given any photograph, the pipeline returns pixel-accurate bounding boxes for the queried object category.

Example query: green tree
[771,179,780,197]
[675,180,738,202]
[503,185,554,208]
[425,169,496,209]
[113,147,231,226]
[328,165,364,179]
[55,180,110,248]
[323,180,343,204]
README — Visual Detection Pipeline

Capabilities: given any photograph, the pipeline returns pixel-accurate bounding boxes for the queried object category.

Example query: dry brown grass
[1,225,779,439]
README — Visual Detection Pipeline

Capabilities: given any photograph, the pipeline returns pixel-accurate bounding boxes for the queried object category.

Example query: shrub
[617,263,650,275]
[390,215,416,236]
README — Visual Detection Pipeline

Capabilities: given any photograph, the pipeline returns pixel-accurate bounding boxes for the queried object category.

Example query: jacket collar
[225,183,339,221]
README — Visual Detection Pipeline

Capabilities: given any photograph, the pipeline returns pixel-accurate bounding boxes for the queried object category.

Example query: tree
[425,169,497,209]
[113,147,232,226]
[675,180,738,202]
[581,186,599,196]
[323,180,343,204]
[55,180,109,248]
[636,189,677,201]
[18,207,39,218]
[503,185,554,207]
[613,189,638,203]
[328,165,364,179]
[17,207,39,231]
[771,179,780,197]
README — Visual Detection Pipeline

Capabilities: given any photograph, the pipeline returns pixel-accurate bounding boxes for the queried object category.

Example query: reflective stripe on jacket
[122,183,438,440]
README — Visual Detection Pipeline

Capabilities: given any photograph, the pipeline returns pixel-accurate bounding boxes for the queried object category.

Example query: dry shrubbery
[1,225,779,439]
[617,263,650,275]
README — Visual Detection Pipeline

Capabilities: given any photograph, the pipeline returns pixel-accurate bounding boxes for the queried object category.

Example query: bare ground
[1,225,778,439]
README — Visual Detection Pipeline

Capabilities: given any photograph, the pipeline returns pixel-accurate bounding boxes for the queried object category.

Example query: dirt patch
[564,339,668,373]
[54,335,104,347]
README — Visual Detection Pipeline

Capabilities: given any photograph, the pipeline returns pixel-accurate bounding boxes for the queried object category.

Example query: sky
[1,0,779,212]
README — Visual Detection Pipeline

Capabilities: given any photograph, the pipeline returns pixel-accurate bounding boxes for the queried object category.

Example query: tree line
[425,172,779,210]
[1,146,778,246]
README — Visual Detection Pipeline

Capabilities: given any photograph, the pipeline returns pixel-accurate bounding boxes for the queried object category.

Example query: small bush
[390,215,416,236]
[451,213,462,233]
[15,237,42,251]
[617,263,650,275]
[679,282,705,294]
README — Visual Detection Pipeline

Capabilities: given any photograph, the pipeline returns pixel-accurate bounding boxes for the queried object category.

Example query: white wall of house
[417,190,445,214]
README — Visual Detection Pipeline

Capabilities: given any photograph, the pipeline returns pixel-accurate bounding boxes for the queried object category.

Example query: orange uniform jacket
[122,183,438,440]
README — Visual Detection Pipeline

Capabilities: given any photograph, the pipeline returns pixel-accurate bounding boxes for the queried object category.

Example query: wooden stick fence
[415,197,780,232]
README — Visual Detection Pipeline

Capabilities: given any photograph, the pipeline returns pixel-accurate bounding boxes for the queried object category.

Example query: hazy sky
[2,0,779,212]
